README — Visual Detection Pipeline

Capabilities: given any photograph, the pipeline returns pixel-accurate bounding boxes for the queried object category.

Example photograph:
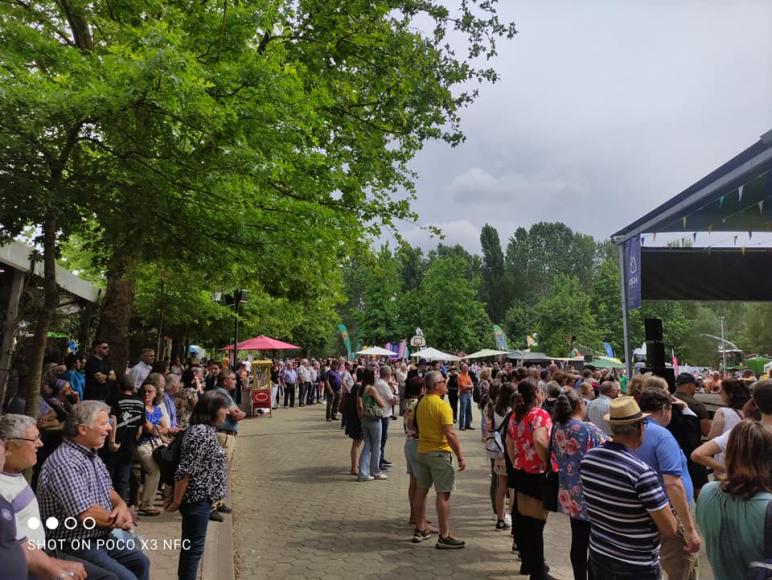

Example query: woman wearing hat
[579,396,678,579]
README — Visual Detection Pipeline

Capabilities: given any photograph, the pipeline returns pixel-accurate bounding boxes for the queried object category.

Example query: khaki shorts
[415,451,455,493]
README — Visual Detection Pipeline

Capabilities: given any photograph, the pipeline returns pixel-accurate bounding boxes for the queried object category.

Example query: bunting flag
[749,231,753,240]
[338,324,353,359]
[692,232,697,242]
[738,184,744,201]
[718,195,725,208]
[652,232,657,242]
[759,200,765,214]
[708,224,713,234]
[733,235,738,246]
[493,324,509,351]
[741,247,746,256]
[682,216,687,229]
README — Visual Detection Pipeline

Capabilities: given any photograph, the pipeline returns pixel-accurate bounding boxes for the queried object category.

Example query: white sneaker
[358,476,375,482]
[373,474,389,480]
[504,514,512,527]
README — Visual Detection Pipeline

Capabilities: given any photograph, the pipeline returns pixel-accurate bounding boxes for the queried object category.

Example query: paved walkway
[232,404,576,579]
[139,402,712,579]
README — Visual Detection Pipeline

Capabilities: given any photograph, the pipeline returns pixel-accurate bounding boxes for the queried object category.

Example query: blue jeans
[178,500,211,580]
[63,541,149,580]
[590,550,660,579]
[359,417,382,478]
[109,459,133,504]
[459,391,473,429]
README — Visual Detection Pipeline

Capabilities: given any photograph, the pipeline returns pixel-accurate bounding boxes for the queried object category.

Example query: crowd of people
[329,357,770,580]
[1,339,770,580]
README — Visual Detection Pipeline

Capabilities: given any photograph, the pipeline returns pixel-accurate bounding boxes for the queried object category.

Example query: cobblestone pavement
[232,404,567,579]
[232,404,712,580]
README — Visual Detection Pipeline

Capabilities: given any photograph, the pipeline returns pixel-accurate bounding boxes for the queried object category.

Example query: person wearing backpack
[165,391,230,580]
[487,382,515,531]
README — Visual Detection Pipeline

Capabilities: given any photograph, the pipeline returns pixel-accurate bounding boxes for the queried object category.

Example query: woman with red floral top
[506,379,554,580]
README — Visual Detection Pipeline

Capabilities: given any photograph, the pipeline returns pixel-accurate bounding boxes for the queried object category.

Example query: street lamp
[215,289,247,369]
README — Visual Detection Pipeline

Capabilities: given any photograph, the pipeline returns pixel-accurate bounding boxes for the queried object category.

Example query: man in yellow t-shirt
[413,371,466,549]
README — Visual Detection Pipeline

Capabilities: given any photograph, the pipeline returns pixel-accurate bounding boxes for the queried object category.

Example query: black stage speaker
[645,318,666,369]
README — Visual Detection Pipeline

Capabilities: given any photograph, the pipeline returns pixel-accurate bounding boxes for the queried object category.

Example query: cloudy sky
[395,0,772,253]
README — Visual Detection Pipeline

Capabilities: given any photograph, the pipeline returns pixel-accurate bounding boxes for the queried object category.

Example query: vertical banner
[623,236,642,309]
[493,324,509,351]
[397,340,407,359]
[337,324,352,359]
[603,342,615,358]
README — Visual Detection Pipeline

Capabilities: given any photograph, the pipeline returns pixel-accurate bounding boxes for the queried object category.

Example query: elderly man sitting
[0,414,119,579]
[37,401,150,580]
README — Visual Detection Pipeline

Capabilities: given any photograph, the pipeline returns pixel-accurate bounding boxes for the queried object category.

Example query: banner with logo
[623,236,642,309]
[492,324,508,350]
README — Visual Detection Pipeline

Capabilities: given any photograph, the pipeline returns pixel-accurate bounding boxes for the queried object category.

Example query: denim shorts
[415,451,455,493]
[404,438,419,477]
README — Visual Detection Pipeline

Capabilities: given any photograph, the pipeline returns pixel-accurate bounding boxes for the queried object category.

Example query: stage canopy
[613,129,772,371]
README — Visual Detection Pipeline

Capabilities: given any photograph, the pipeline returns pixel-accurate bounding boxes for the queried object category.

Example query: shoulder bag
[361,388,385,419]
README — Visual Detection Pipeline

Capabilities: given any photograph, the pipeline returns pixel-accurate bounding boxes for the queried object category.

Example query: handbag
[361,391,385,419]
[540,426,559,512]
[152,429,186,486]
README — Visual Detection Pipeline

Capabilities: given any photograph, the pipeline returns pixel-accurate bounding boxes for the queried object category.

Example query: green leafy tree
[418,256,492,352]
[480,223,509,323]
[355,247,401,345]
[590,256,623,356]
[503,300,535,350]
[534,274,599,356]
[504,222,596,304]
[1,0,515,405]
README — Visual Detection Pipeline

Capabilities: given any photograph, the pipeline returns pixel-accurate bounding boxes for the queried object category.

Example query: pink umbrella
[221,336,301,351]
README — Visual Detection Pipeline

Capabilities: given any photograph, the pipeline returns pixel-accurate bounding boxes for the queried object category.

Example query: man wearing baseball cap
[580,396,678,579]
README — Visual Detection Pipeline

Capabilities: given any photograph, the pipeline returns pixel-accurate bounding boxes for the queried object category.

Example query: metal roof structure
[613,129,772,242]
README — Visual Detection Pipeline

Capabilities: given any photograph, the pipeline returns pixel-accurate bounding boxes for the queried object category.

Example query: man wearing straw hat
[580,396,678,579]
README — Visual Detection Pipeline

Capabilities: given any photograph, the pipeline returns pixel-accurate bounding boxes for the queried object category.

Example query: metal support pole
[232,289,241,370]
[618,244,632,377]
[720,316,727,373]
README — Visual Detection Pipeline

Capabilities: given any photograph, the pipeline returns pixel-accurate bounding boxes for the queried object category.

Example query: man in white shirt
[586,380,620,435]
[127,348,155,390]
[297,359,312,407]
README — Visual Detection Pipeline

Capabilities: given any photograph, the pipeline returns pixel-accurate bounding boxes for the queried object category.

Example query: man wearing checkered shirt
[37,401,150,580]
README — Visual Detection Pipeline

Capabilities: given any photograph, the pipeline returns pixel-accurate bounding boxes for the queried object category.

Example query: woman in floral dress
[552,388,606,580]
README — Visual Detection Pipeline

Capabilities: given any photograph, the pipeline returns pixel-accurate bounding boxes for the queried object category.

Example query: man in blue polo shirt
[636,389,701,580]
[581,396,678,579]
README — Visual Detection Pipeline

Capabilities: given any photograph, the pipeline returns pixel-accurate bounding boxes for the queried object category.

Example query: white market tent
[464,348,509,359]
[410,347,461,362]
[356,346,398,357]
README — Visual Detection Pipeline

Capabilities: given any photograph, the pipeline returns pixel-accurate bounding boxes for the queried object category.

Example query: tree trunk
[96,256,137,376]
[23,212,58,418]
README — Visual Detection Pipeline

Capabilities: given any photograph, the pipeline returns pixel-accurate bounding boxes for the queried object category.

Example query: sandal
[138,507,161,516]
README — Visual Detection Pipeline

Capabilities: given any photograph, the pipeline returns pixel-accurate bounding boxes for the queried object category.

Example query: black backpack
[666,407,708,487]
